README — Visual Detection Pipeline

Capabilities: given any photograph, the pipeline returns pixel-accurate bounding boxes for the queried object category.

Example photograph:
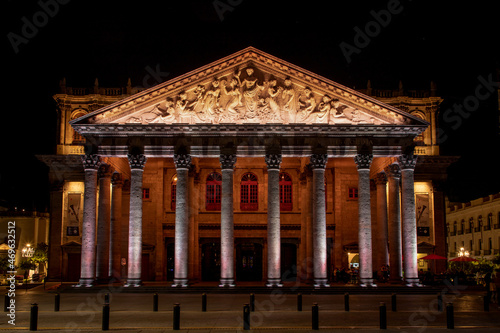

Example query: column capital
[173,153,191,169]
[265,154,282,170]
[354,153,373,170]
[82,154,101,170]
[128,154,147,170]
[398,154,418,170]
[310,154,328,169]
[111,172,123,186]
[98,164,113,179]
[374,171,387,185]
[219,154,237,170]
[385,163,401,178]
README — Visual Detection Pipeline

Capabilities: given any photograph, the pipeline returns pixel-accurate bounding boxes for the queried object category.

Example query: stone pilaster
[219,154,236,287]
[110,172,123,280]
[374,172,389,271]
[385,163,402,283]
[78,154,101,287]
[266,153,283,287]
[125,154,147,287]
[172,153,191,287]
[310,153,329,287]
[96,164,112,282]
[398,154,420,286]
[354,154,375,287]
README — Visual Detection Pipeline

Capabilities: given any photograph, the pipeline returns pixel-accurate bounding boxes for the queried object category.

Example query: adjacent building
[39,47,455,286]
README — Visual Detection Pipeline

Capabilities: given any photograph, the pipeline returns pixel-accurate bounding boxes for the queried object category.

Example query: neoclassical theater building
[39,47,455,287]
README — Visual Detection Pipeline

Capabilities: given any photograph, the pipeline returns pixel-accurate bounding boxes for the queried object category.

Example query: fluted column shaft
[354,154,375,286]
[266,154,282,287]
[79,154,101,287]
[386,163,402,283]
[173,154,191,287]
[110,173,122,279]
[126,154,147,286]
[375,172,389,270]
[311,154,329,287]
[220,154,236,287]
[399,154,419,286]
[96,164,112,282]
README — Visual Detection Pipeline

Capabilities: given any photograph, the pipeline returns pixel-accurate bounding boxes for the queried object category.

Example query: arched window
[241,173,258,211]
[279,173,292,211]
[71,111,87,144]
[206,172,222,211]
[171,174,177,211]
[452,221,457,235]
[486,213,493,230]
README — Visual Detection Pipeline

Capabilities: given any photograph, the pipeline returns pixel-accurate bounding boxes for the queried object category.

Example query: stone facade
[39,47,455,286]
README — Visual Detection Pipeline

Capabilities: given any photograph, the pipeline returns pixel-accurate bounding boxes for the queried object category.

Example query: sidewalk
[2,284,500,332]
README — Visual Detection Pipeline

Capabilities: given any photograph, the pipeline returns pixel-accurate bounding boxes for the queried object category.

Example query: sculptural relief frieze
[91,66,403,126]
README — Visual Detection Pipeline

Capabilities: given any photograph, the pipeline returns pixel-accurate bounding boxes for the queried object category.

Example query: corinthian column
[219,154,236,287]
[109,172,122,280]
[310,153,329,287]
[78,154,101,287]
[385,163,402,283]
[125,154,147,287]
[398,154,420,286]
[374,172,389,271]
[172,153,191,287]
[96,164,112,283]
[266,153,283,287]
[354,154,375,287]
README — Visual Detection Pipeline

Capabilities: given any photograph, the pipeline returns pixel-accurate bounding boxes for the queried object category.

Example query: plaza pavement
[2,282,500,332]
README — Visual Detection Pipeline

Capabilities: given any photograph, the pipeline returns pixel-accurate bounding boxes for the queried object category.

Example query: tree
[31,242,49,273]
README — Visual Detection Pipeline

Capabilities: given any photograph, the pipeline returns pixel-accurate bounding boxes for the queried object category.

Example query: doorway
[236,242,263,281]
[281,242,297,281]
[201,242,221,281]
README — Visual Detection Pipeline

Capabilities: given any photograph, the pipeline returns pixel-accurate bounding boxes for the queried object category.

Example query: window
[206,172,222,211]
[142,188,150,200]
[348,188,358,200]
[71,111,87,144]
[279,173,292,211]
[241,173,258,211]
[485,213,492,230]
[171,174,177,211]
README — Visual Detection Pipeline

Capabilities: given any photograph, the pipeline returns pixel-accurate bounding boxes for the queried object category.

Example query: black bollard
[344,292,349,312]
[104,293,110,304]
[437,293,443,312]
[173,303,180,330]
[379,302,387,329]
[297,293,302,311]
[250,293,255,312]
[391,293,397,312]
[446,303,454,329]
[4,293,8,312]
[202,293,207,312]
[312,303,319,330]
[30,303,38,331]
[102,303,110,331]
[54,293,60,312]
[483,295,489,312]
[243,303,250,330]
[153,293,159,312]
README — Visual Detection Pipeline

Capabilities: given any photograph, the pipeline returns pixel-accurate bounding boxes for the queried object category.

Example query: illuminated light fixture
[457,247,469,257]
[22,243,35,258]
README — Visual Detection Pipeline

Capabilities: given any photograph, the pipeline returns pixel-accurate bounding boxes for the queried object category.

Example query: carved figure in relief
[149,98,176,123]
[296,87,316,122]
[236,67,265,117]
[312,95,332,123]
[266,79,283,115]
[220,77,242,121]
[281,77,296,122]
[201,79,223,123]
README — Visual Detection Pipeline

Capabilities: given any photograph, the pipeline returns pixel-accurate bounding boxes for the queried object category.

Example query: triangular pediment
[71,47,428,127]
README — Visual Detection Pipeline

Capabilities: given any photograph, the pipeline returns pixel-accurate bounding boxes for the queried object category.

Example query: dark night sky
[2,0,499,210]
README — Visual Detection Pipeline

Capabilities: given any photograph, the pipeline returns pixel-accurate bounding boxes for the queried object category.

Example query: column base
[219,278,235,288]
[76,278,95,287]
[405,278,422,287]
[313,279,330,288]
[266,278,283,287]
[172,279,189,287]
[359,279,377,287]
[124,278,141,287]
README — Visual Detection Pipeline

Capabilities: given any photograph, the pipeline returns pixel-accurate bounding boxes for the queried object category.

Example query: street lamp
[22,244,35,258]
[458,247,469,257]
